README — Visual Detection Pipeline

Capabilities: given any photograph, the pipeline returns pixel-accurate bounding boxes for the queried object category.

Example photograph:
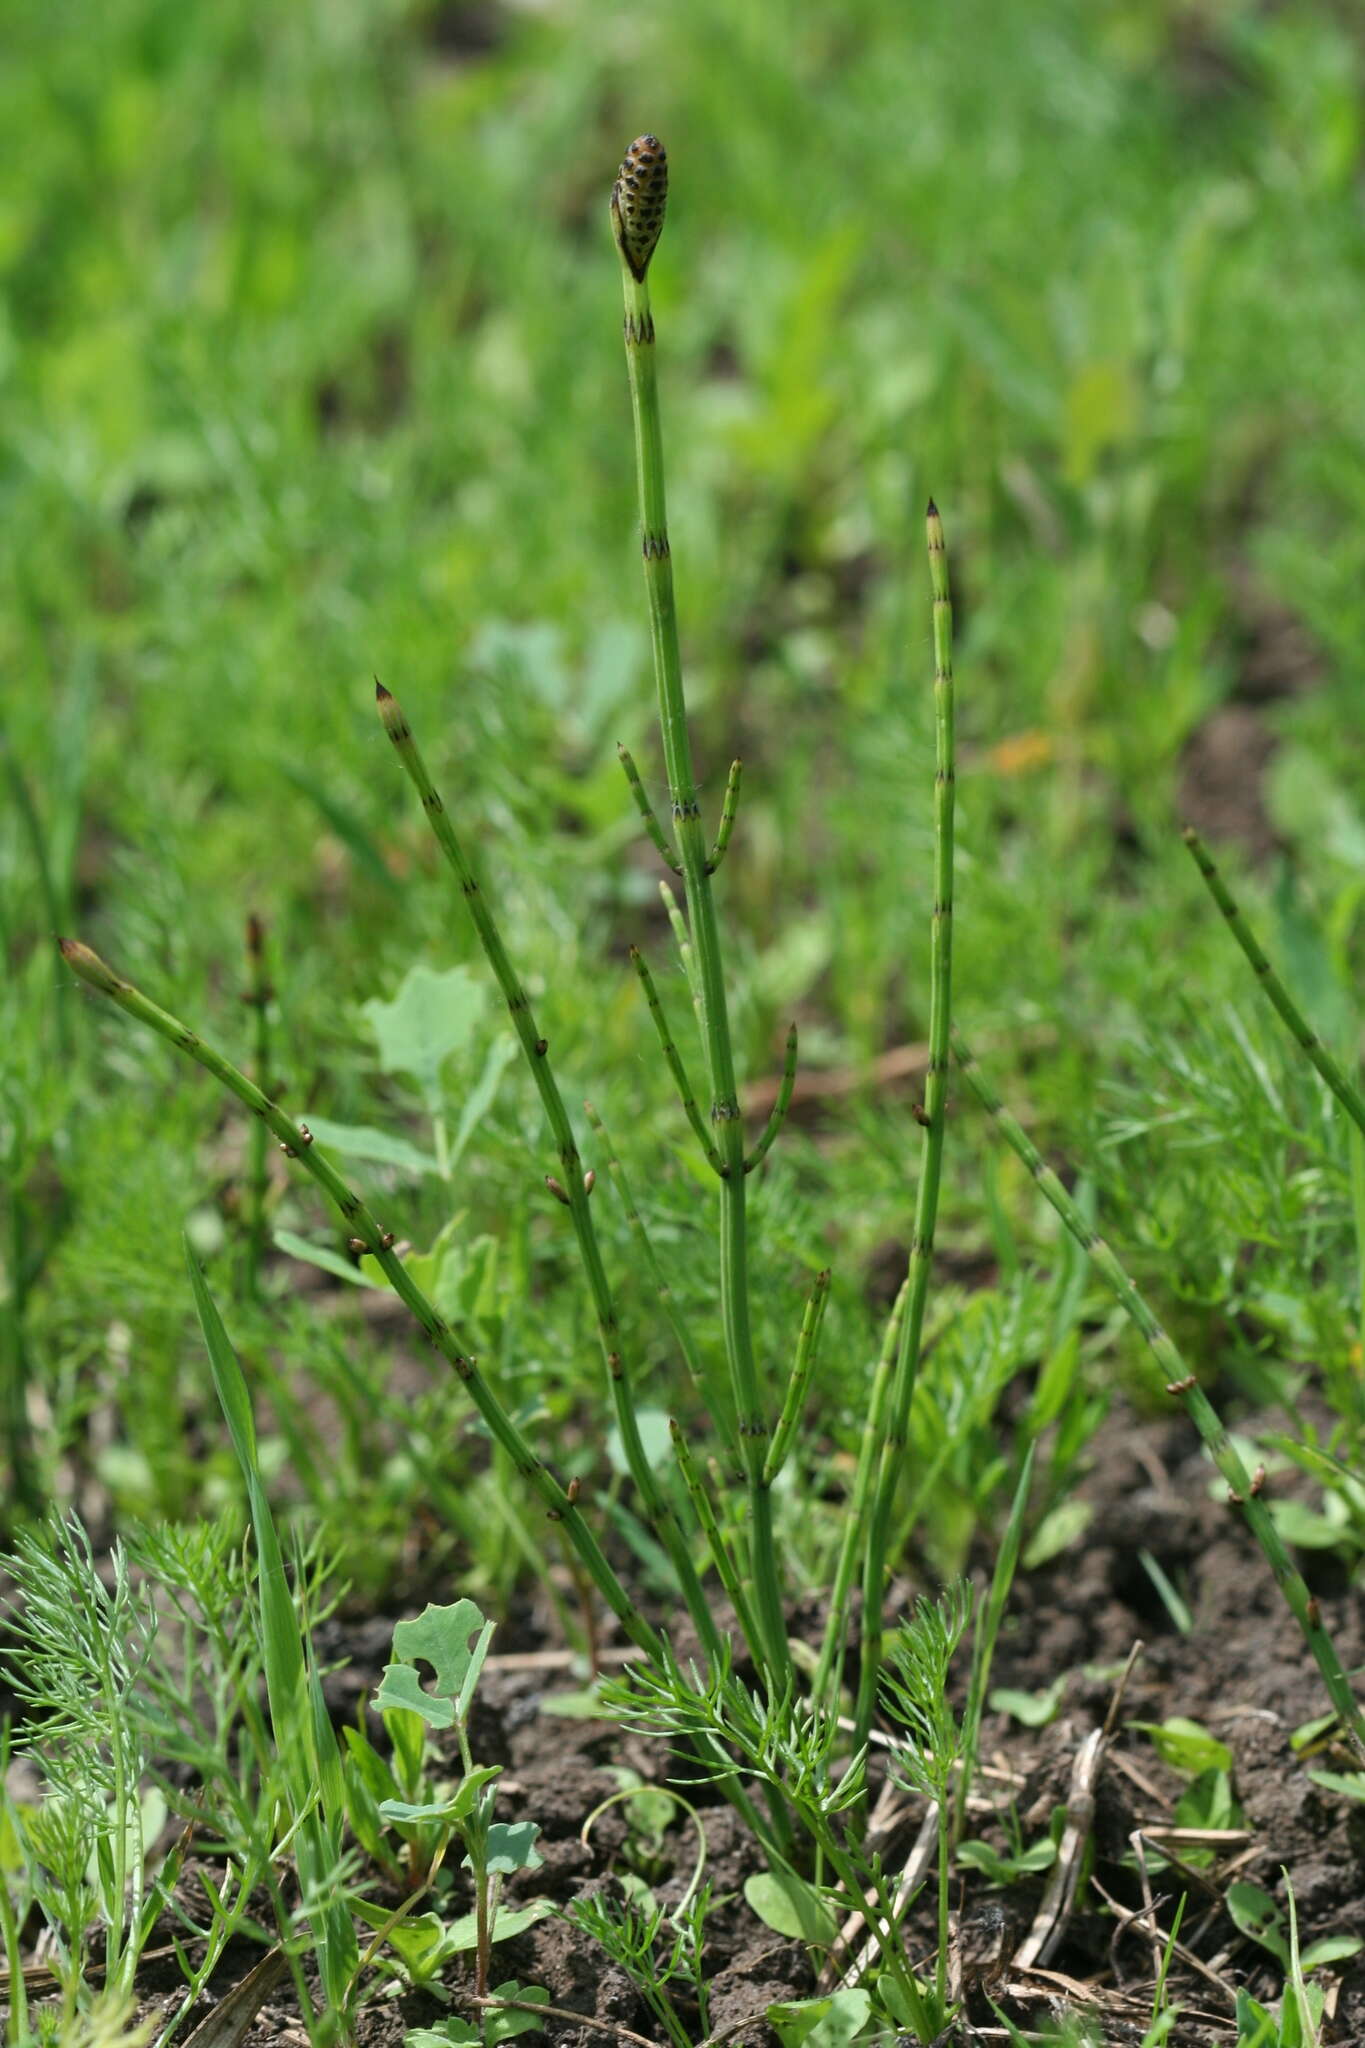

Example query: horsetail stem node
[612,135,668,280]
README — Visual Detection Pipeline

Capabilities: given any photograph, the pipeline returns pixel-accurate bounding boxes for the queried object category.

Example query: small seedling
[347,1600,549,2005]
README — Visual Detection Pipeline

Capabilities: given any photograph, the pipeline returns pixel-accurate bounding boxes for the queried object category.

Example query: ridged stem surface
[853,504,955,1750]
[618,253,788,1685]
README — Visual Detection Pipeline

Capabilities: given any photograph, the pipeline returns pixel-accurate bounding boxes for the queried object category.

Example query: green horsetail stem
[763,1268,830,1486]
[669,1418,761,1653]
[813,1278,909,1706]
[745,1025,798,1175]
[953,1029,1365,1751]
[56,937,663,1667]
[1183,827,1365,1141]
[852,501,956,1752]
[617,744,681,874]
[613,136,790,1684]
[660,880,703,1019]
[243,911,272,1295]
[372,684,723,1669]
[628,945,722,1172]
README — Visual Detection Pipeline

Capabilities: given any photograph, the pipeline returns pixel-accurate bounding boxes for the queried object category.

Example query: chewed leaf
[379,1599,493,1722]
[374,1662,455,1731]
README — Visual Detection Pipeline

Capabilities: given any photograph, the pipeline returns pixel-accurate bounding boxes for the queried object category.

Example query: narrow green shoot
[613,135,789,1684]
[243,911,272,1296]
[745,1024,798,1175]
[372,684,723,1667]
[708,759,743,874]
[955,1443,1035,1842]
[628,945,722,1172]
[669,1419,761,1651]
[764,1269,831,1486]
[617,743,682,874]
[1183,827,1365,1142]
[56,938,664,1667]
[813,1278,908,1706]
[953,1030,1365,1750]
[660,879,702,1018]
[853,500,956,1751]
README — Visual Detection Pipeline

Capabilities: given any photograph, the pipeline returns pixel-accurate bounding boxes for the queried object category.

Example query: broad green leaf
[482,1984,551,2043]
[303,1116,440,1177]
[1307,1768,1365,1802]
[1226,1882,1288,1968]
[606,1405,672,1477]
[1300,1934,1363,1968]
[478,1822,542,1875]
[990,1676,1066,1727]
[379,1769,500,1827]
[374,1663,455,1731]
[538,1683,610,1719]
[767,1989,872,2048]
[363,965,486,1104]
[1133,1717,1233,1775]
[438,1898,556,1953]
[1023,1498,1092,1568]
[1173,1767,1239,1844]
[1270,1498,1350,1551]
[744,1868,838,1946]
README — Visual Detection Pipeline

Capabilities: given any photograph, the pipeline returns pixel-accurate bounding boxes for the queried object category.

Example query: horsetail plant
[58,136,965,1820]
[849,499,955,1752]
[611,134,791,1684]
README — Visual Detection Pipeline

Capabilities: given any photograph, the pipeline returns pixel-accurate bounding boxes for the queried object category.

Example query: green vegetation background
[5,0,1365,1587]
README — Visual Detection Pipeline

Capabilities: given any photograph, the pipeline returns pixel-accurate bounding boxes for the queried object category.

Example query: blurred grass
[4,0,1365,1566]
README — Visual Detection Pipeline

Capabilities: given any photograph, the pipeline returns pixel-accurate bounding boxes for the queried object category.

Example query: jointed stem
[629,947,722,1172]
[615,145,789,1684]
[56,939,662,1665]
[708,760,742,874]
[813,1278,907,1706]
[745,1025,797,1175]
[617,744,681,874]
[243,911,272,1296]
[1183,827,1365,1141]
[853,502,955,1751]
[374,685,722,1668]
[954,1028,1365,1751]
[764,1269,830,1486]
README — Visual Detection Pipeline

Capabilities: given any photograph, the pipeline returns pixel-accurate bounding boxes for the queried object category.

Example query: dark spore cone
[613,134,668,280]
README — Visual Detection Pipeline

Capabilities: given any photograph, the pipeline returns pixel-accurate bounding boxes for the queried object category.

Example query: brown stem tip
[58,937,125,996]
[612,135,668,280]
